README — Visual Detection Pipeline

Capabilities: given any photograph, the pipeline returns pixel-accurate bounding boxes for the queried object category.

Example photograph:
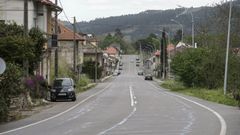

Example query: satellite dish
[0,57,6,74]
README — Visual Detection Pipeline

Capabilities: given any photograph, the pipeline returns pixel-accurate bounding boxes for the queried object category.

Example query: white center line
[98,85,137,135]
[129,85,134,107]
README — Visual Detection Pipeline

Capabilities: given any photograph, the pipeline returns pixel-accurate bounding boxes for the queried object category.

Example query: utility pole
[140,42,143,61]
[94,47,98,83]
[54,0,58,78]
[224,0,232,95]
[161,30,167,80]
[24,0,29,77]
[73,16,76,73]
[191,12,195,47]
[24,0,28,35]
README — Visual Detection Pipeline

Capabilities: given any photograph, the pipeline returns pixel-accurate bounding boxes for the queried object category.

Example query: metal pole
[95,47,98,83]
[23,0,29,77]
[73,16,76,72]
[24,0,28,35]
[54,0,59,78]
[224,0,232,95]
[191,12,195,47]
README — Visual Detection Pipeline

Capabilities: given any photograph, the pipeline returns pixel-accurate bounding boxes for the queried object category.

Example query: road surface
[0,55,239,135]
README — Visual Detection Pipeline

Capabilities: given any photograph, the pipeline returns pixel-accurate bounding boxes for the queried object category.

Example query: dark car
[50,78,76,102]
[144,74,153,80]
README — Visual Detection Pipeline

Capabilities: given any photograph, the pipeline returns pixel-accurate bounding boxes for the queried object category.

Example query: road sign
[0,57,6,74]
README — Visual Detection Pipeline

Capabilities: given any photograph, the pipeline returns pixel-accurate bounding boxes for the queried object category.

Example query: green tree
[0,23,46,75]
[0,63,25,121]
[171,46,240,91]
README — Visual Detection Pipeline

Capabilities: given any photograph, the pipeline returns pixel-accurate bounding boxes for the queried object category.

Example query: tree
[171,46,240,90]
[0,23,46,75]
[173,29,182,44]
[0,63,25,121]
[114,28,123,39]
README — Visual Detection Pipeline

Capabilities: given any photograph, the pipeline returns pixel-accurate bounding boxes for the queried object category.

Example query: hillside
[67,0,239,41]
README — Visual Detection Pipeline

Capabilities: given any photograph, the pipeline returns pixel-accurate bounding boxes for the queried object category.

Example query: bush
[24,74,48,99]
[171,48,207,87]
[82,60,103,79]
[76,75,91,87]
[171,45,240,105]
[0,63,25,121]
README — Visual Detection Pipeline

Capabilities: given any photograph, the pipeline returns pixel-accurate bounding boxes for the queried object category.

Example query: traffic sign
[0,57,6,74]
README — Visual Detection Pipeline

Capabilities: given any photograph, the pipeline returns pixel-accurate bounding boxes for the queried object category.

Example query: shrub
[171,45,240,104]
[24,74,48,99]
[0,63,25,121]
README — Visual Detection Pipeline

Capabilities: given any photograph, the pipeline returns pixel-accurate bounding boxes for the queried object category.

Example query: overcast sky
[57,0,225,22]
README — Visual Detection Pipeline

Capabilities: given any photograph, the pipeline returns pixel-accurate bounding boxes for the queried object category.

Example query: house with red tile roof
[57,23,85,69]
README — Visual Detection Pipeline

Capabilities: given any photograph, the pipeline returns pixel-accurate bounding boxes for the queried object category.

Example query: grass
[161,80,239,106]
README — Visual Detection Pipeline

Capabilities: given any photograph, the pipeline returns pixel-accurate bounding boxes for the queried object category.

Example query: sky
[56,0,225,22]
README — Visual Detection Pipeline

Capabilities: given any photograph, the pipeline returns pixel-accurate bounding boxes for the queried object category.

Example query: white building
[0,0,62,83]
[0,0,61,33]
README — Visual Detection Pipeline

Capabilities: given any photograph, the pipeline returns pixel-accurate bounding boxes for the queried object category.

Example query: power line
[58,0,71,24]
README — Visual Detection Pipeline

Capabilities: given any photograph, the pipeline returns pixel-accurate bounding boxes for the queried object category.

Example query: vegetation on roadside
[0,22,48,122]
[168,45,240,107]
[161,80,239,106]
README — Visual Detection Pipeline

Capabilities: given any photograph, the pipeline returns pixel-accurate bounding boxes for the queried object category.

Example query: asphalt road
[0,55,239,135]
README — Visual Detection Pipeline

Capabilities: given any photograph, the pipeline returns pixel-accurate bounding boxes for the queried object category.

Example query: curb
[100,75,113,82]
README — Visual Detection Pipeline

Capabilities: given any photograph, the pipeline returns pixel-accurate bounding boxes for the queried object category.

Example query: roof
[105,47,118,55]
[167,44,175,52]
[58,23,84,41]
[154,50,160,56]
[38,0,62,11]
[176,42,192,48]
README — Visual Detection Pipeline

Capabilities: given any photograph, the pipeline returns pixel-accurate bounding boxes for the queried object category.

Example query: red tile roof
[167,44,175,52]
[58,23,84,41]
[105,47,118,55]
[154,50,160,56]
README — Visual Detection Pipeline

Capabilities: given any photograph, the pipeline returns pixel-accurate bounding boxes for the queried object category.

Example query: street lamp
[224,0,233,95]
[176,6,195,47]
[171,19,183,42]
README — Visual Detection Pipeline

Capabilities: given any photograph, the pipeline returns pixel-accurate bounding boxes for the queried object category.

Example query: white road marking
[98,107,137,135]
[0,83,112,135]
[147,82,227,135]
[98,85,137,135]
[129,86,134,107]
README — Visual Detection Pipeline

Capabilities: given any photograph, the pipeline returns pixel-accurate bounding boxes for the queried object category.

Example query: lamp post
[176,6,195,47]
[171,19,183,42]
[224,0,233,95]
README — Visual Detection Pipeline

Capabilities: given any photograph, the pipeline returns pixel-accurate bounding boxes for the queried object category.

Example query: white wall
[0,0,48,33]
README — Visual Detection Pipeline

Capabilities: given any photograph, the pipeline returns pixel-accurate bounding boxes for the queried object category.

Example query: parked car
[113,70,120,76]
[50,78,76,102]
[137,70,143,75]
[136,63,139,67]
[144,74,153,80]
[119,62,123,66]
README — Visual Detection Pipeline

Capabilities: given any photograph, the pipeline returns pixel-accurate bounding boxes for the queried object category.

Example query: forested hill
[65,0,239,41]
